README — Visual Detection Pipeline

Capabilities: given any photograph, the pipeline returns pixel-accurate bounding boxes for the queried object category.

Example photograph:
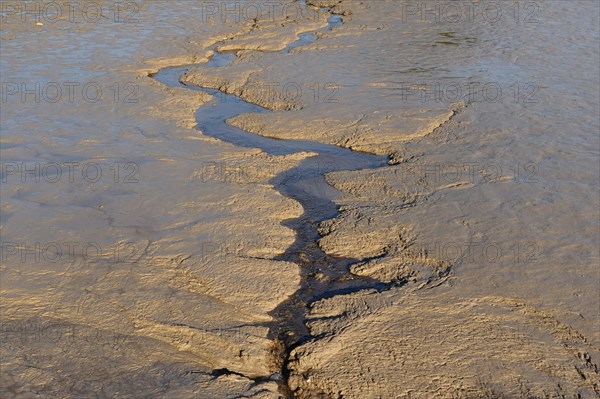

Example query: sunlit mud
[1,1,598,398]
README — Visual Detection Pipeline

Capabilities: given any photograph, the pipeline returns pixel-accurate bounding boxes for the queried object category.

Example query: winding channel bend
[151,6,391,396]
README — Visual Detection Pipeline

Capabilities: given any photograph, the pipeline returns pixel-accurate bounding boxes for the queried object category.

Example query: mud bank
[155,0,600,397]
[1,0,599,398]
[1,1,322,397]
[151,7,395,396]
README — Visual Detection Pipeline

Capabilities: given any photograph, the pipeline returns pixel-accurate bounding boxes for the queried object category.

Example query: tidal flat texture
[1,1,599,398]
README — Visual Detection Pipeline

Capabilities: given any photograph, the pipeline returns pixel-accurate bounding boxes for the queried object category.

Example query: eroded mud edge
[148,3,461,397]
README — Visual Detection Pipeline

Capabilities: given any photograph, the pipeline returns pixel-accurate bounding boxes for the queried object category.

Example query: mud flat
[181,0,600,397]
[1,2,323,397]
[1,0,599,398]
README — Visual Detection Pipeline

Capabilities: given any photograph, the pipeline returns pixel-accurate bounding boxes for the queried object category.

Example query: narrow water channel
[151,9,392,396]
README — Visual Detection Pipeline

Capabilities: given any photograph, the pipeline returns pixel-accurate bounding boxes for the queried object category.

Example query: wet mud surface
[151,10,394,395]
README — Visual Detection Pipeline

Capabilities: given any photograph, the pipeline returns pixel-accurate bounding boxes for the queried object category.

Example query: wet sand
[1,0,599,398]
